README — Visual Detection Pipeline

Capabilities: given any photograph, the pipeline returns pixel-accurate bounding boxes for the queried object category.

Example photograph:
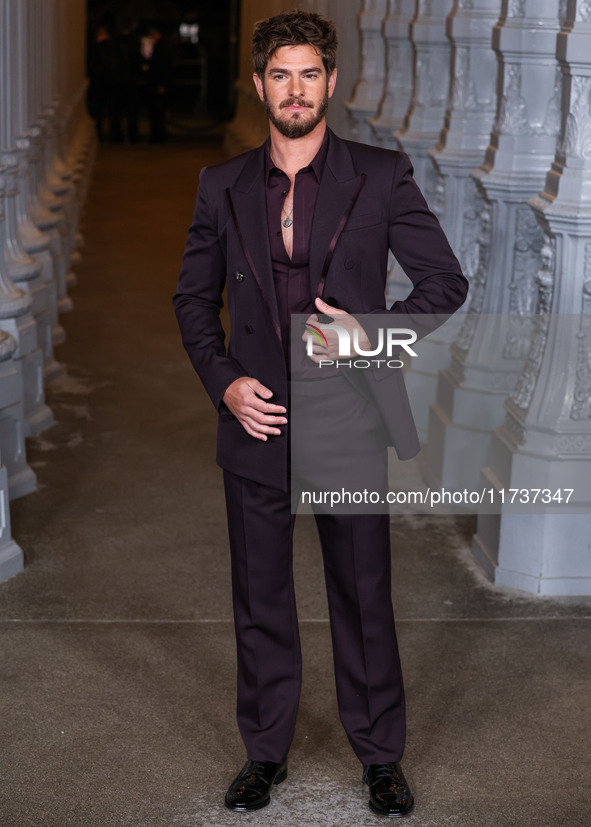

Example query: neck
[269,120,327,178]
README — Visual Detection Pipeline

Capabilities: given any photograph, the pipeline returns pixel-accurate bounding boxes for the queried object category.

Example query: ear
[327,68,337,99]
[253,72,265,103]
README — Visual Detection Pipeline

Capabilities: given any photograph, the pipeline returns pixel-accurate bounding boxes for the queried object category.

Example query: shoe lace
[373,763,407,793]
[247,760,269,777]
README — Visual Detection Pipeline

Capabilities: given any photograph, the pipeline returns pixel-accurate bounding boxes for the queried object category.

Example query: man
[173,10,468,818]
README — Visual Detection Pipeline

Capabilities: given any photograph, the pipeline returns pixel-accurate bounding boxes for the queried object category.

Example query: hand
[302,297,371,363]
[222,377,287,442]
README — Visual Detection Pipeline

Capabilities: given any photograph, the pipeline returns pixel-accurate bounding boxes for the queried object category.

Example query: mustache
[279,98,314,109]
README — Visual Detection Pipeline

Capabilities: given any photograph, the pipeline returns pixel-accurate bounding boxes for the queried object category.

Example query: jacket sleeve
[381,151,469,338]
[173,166,245,409]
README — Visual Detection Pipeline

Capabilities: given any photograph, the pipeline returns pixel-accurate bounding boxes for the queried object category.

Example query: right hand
[222,377,287,442]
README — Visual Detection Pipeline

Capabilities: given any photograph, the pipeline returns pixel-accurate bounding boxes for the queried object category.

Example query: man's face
[253,44,337,139]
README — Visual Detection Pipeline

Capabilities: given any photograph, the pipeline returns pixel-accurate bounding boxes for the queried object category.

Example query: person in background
[141,22,174,144]
[87,20,125,143]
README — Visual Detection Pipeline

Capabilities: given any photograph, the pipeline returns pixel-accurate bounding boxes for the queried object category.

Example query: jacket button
[344,258,356,270]
[245,325,254,334]
[235,271,245,282]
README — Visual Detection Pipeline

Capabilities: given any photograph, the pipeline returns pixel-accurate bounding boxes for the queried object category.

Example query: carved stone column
[0,329,24,582]
[369,0,416,146]
[0,166,37,498]
[10,0,61,381]
[345,0,389,144]
[426,0,564,488]
[385,0,454,437]
[429,0,501,257]
[394,0,454,195]
[474,0,591,596]
[25,0,73,319]
[0,0,54,437]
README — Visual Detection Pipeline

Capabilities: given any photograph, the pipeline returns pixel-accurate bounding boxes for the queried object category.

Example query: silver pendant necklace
[282,206,293,228]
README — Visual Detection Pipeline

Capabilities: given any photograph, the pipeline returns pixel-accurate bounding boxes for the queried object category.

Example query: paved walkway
[1,139,589,826]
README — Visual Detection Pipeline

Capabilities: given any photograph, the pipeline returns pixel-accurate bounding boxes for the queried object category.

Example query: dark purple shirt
[265,132,329,368]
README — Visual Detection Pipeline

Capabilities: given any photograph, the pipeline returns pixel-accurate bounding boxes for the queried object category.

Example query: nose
[287,74,304,98]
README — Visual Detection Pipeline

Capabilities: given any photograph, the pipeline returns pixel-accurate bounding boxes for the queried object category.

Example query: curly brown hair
[252,9,338,78]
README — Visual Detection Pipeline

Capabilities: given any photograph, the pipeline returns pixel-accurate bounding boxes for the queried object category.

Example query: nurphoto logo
[304,324,418,370]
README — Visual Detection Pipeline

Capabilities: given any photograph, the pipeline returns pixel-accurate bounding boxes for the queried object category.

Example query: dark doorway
[87,0,240,139]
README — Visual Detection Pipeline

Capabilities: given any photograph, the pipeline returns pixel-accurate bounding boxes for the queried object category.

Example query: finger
[315,297,345,315]
[246,398,287,415]
[240,421,268,441]
[248,379,274,399]
[245,409,288,425]
[241,414,284,436]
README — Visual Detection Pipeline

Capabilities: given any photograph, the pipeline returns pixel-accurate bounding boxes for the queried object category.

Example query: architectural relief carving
[509,234,556,411]
[508,0,526,16]
[563,75,591,161]
[576,0,591,22]
[570,244,591,420]
[496,65,530,136]
[454,204,492,355]
[539,68,563,138]
[452,47,478,111]
[504,207,543,359]
[459,186,486,282]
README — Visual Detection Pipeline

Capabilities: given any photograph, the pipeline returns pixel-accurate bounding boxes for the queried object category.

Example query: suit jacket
[173,128,468,490]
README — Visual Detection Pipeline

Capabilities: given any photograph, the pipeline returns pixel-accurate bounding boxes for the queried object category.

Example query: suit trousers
[223,457,407,765]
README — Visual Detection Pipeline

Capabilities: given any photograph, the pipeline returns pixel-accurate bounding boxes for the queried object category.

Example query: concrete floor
[1,139,590,827]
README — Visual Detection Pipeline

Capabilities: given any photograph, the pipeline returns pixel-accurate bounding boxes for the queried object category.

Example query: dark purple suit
[173,129,468,765]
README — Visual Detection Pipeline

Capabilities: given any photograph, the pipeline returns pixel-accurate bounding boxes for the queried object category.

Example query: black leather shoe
[362,762,414,817]
[224,759,288,811]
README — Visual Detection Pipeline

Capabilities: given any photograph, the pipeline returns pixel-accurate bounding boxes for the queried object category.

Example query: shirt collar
[265,128,330,183]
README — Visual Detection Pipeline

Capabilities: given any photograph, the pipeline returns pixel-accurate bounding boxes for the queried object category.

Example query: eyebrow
[268,66,323,74]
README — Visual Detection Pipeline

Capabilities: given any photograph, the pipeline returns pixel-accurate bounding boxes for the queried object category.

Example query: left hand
[302,297,371,363]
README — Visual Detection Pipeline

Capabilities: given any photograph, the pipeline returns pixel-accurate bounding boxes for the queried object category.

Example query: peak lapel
[309,131,365,303]
[227,145,281,341]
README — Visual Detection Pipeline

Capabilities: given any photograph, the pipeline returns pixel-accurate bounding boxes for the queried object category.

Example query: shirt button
[245,325,254,334]
[235,272,245,282]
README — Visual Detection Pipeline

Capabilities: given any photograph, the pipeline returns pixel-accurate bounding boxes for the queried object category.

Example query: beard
[264,87,329,138]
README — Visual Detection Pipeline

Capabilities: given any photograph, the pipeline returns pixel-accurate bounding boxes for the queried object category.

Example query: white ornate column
[345,0,389,144]
[26,0,73,319]
[394,0,454,195]
[429,0,501,259]
[16,0,64,360]
[426,0,564,488]
[370,0,416,146]
[0,166,37,499]
[386,0,455,437]
[419,0,501,468]
[474,0,591,596]
[1,0,54,439]
[0,330,24,582]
